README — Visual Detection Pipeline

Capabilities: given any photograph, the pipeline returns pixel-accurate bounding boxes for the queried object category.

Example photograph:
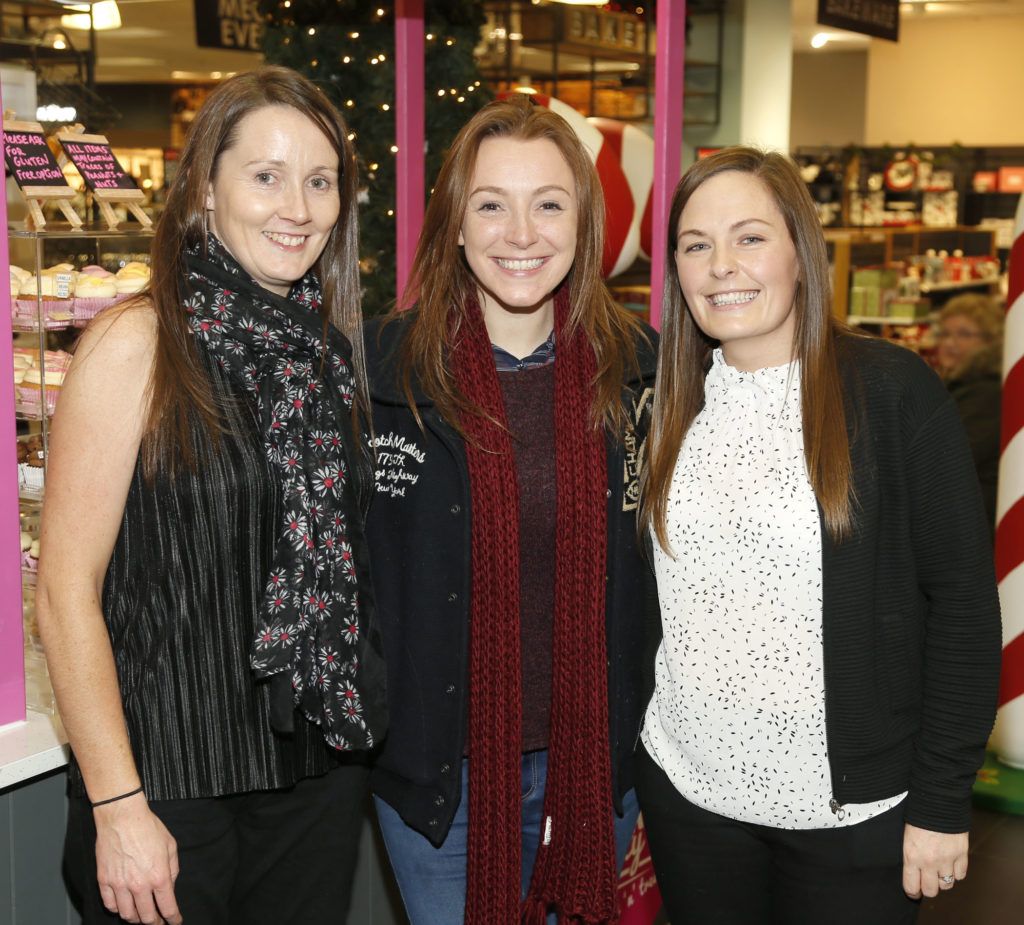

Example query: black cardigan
[814,334,1001,832]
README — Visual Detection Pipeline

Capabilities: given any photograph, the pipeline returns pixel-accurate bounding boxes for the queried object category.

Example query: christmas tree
[261,1,490,314]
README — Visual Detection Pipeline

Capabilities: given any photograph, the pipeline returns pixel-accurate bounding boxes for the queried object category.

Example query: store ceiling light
[810,33,829,48]
[60,1,122,32]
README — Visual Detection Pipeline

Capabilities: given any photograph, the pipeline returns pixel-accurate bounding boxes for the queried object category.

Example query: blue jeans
[374,750,640,924]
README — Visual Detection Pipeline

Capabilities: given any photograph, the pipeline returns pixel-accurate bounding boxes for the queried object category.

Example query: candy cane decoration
[499,93,650,279]
[992,194,1024,769]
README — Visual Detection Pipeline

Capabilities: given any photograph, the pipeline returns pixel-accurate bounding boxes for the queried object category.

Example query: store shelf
[847,315,930,326]
[919,278,999,294]
[0,708,68,790]
[7,223,154,241]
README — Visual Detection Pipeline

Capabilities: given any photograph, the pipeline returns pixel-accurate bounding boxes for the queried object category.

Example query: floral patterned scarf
[183,233,386,751]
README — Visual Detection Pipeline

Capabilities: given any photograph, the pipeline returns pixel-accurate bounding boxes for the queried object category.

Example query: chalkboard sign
[56,129,152,229]
[2,118,82,228]
[3,127,67,187]
[59,136,138,192]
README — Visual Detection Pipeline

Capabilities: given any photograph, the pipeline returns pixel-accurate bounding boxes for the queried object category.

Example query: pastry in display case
[5,224,153,720]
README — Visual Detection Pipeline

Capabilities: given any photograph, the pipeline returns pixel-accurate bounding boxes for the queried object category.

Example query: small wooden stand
[55,128,153,230]
[17,186,83,230]
[92,188,152,230]
[2,117,83,230]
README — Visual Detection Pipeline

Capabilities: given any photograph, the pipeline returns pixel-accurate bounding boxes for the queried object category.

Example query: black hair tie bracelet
[91,786,144,808]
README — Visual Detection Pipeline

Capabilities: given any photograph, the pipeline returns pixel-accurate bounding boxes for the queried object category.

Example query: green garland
[260,1,490,314]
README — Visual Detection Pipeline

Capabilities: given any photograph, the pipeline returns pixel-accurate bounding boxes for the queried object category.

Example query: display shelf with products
[795,144,1024,231]
[2,220,152,741]
[825,225,999,323]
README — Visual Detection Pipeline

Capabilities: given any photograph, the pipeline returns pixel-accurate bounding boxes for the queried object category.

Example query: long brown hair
[640,147,854,549]
[142,66,364,474]
[395,94,642,433]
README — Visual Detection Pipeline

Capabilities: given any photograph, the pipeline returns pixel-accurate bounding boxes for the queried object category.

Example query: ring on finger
[940,874,955,885]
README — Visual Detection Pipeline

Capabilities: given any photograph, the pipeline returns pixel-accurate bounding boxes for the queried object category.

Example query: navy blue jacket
[364,313,659,845]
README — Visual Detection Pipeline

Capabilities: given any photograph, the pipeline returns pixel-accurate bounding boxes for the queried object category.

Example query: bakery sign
[817,0,900,42]
[521,7,645,58]
[193,0,264,52]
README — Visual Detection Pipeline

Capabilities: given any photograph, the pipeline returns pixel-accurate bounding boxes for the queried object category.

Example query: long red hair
[392,95,643,434]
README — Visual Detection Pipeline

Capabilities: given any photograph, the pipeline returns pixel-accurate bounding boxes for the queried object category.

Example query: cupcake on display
[17,434,46,499]
[114,261,151,301]
[15,270,75,330]
[16,350,71,418]
[74,267,119,325]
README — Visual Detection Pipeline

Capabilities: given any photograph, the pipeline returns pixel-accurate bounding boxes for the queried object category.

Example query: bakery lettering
[60,140,136,191]
[216,0,263,49]
[371,432,425,498]
[3,131,65,185]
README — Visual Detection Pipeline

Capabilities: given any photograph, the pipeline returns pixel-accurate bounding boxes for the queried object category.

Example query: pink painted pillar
[0,77,28,726]
[649,1,687,331]
[395,0,425,306]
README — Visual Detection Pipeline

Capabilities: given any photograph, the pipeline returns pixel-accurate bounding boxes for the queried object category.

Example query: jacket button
[440,763,451,775]
[447,591,458,602]
[450,503,461,515]
[445,684,456,695]
[435,795,446,806]
[606,488,612,498]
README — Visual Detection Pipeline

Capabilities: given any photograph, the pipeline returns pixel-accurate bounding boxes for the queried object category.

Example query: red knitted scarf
[454,287,616,924]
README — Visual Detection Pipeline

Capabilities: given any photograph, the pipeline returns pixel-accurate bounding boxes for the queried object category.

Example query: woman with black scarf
[36,68,386,924]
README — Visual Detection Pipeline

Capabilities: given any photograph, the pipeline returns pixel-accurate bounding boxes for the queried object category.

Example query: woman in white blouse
[636,147,1001,924]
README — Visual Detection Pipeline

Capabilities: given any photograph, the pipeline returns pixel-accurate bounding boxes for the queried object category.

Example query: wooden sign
[520,7,646,61]
[2,117,83,229]
[56,129,153,229]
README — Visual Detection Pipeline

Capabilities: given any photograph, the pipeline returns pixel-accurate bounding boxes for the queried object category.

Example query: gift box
[998,166,1024,193]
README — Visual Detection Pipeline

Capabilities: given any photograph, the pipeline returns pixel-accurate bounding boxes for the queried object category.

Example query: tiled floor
[919,807,1024,924]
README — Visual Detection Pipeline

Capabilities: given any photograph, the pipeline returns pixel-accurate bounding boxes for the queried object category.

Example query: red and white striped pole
[992,195,1024,768]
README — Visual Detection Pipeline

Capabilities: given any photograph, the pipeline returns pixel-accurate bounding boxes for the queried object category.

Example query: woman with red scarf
[364,95,658,923]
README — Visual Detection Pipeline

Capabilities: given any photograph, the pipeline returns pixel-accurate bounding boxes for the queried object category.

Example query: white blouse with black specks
[642,349,905,829]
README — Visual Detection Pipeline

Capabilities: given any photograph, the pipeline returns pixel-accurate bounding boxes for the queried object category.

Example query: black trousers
[635,745,919,925]
[66,762,370,925]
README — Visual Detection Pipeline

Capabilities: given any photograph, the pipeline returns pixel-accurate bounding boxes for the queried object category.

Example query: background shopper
[935,292,1005,532]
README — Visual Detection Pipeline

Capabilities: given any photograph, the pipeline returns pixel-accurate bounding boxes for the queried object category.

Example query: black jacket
[363,313,659,845]
[817,334,1001,832]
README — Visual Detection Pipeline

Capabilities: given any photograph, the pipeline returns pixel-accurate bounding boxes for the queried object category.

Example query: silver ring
[941,875,955,885]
